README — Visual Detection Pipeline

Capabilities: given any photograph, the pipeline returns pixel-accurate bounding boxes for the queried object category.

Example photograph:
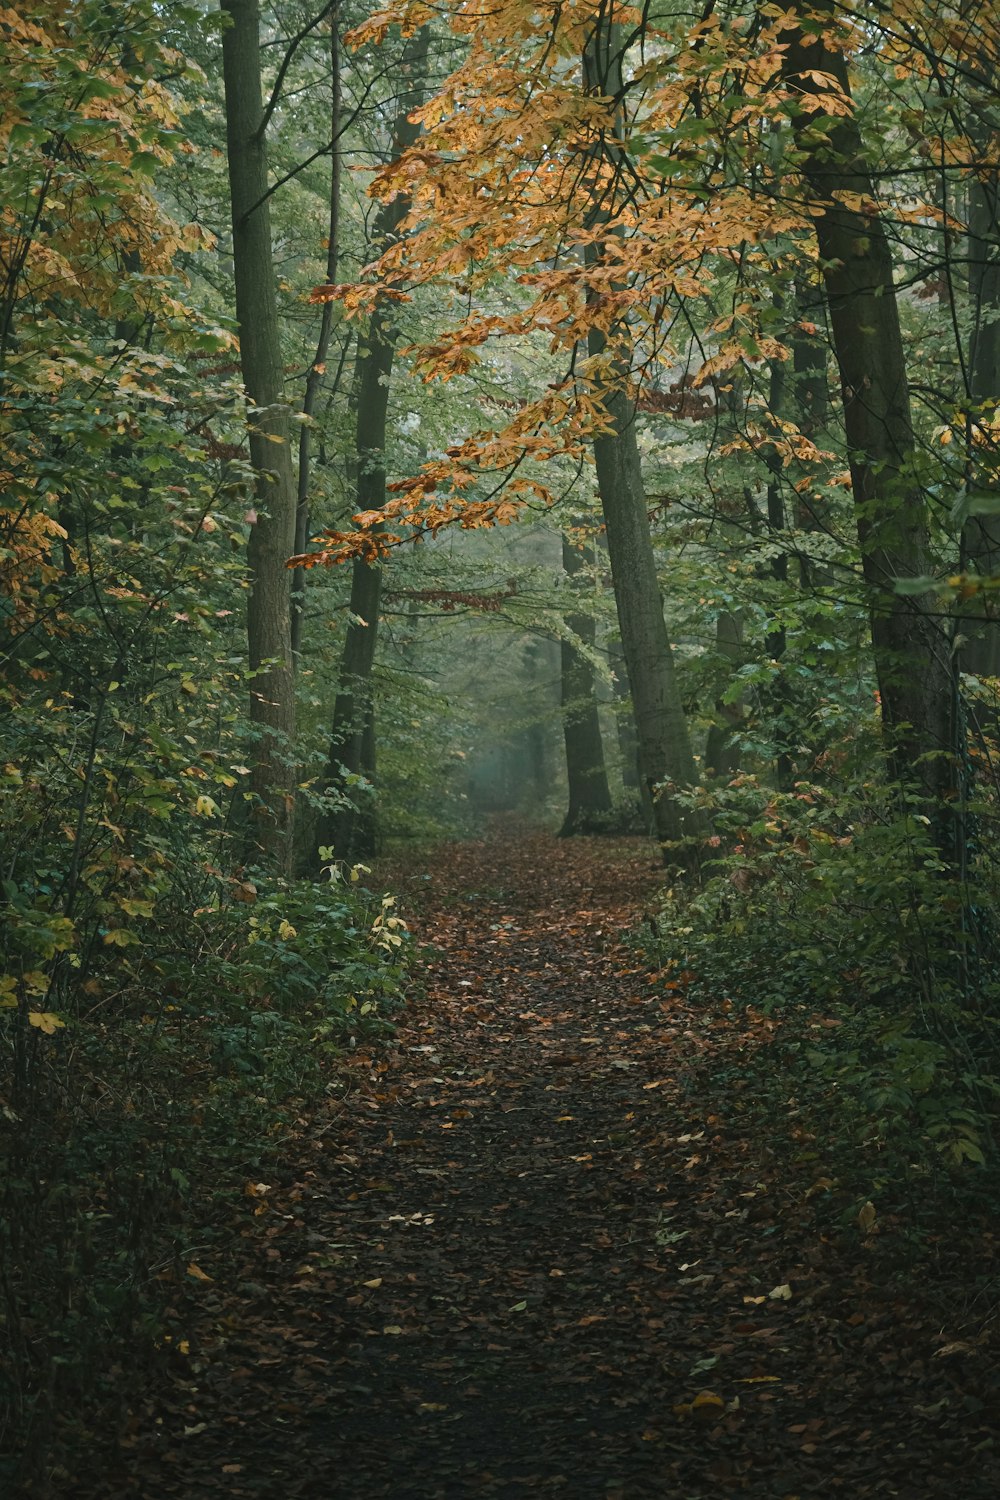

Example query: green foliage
[0,859,410,1487]
[647,771,1000,1178]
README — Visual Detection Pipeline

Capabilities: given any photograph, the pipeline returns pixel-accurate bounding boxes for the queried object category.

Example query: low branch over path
[98,833,994,1498]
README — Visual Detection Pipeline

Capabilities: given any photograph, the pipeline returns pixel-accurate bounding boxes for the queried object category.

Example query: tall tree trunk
[559,527,614,835]
[291,13,342,661]
[222,0,297,871]
[705,608,744,779]
[589,379,704,862]
[763,313,793,790]
[961,148,1000,677]
[782,8,956,836]
[789,276,830,584]
[608,633,642,795]
[583,14,704,870]
[315,29,429,864]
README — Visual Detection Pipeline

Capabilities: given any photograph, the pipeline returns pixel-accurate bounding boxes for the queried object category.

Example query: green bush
[647,773,1000,1175]
[0,856,411,1490]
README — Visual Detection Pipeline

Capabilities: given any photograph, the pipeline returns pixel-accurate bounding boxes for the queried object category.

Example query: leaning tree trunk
[315,29,429,864]
[559,526,614,835]
[583,14,704,871]
[782,7,956,842]
[222,0,297,871]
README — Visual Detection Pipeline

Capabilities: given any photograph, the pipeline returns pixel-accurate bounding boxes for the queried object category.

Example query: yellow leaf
[363,1277,383,1288]
[768,1283,793,1301]
[857,1200,877,1234]
[186,1262,213,1282]
[691,1390,725,1422]
[28,1012,65,1034]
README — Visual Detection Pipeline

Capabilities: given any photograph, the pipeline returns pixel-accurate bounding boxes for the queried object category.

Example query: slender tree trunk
[705,609,744,779]
[291,14,342,660]
[763,318,793,790]
[789,277,830,584]
[608,633,642,793]
[961,156,1000,676]
[315,29,429,863]
[583,15,704,870]
[782,8,956,835]
[222,0,297,871]
[559,528,613,835]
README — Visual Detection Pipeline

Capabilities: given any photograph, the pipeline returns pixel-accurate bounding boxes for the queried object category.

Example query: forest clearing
[2,1,1000,1493]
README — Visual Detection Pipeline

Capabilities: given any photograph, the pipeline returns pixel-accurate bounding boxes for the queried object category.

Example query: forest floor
[89,830,996,1499]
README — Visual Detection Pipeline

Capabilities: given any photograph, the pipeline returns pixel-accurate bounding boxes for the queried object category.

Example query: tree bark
[782,7,956,833]
[222,0,297,871]
[705,609,744,780]
[960,138,1000,677]
[315,29,429,863]
[583,15,705,870]
[559,528,614,835]
[291,13,342,661]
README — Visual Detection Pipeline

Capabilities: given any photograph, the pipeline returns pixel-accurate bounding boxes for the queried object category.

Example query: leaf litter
[80,830,996,1498]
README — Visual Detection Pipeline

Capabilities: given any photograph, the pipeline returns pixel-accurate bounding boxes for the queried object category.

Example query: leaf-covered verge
[42,830,998,1500]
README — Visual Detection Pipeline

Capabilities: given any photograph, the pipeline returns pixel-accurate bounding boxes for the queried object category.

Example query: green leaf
[103,929,139,948]
[131,151,160,176]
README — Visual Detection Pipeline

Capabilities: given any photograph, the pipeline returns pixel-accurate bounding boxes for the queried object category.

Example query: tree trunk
[291,13,342,661]
[559,528,614,835]
[782,9,956,834]
[589,380,704,861]
[583,16,704,870]
[222,0,297,871]
[608,633,642,795]
[763,317,793,790]
[961,152,1000,677]
[705,609,744,779]
[789,277,829,584]
[315,29,429,864]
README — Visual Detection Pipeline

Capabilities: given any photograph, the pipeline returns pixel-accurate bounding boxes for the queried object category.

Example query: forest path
[112,832,991,1499]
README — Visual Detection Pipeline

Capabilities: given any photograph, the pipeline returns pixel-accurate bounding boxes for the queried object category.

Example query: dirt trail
[101,833,995,1499]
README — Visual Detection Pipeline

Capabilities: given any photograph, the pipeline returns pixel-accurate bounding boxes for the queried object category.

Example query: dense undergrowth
[0,855,411,1492]
[645,764,1000,1217]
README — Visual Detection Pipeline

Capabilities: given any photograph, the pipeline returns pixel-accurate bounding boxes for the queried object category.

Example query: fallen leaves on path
[86,832,996,1498]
